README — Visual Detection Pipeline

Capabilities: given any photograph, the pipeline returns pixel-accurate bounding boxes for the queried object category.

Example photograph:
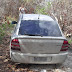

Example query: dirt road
[0,36,72,72]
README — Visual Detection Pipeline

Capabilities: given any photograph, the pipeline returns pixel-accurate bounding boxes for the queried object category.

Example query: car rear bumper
[10,51,68,64]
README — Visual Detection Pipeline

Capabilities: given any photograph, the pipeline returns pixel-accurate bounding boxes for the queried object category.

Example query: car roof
[19,14,54,21]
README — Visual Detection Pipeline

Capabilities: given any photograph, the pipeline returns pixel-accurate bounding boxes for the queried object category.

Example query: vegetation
[68,39,72,44]
[35,2,51,15]
[0,16,15,43]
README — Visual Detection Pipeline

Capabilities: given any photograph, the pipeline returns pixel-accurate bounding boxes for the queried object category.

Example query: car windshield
[19,20,62,37]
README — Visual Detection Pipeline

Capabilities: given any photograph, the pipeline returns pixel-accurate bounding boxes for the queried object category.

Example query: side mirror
[11,21,17,24]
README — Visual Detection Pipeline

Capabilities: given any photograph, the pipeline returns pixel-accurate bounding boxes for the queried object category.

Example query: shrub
[0,16,15,43]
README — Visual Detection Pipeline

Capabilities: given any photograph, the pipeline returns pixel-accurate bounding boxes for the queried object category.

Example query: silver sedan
[10,14,68,64]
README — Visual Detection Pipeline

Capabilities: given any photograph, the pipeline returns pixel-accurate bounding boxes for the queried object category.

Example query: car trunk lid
[18,37,64,54]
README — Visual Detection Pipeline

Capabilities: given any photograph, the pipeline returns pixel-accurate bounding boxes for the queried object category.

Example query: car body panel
[19,37,63,54]
[11,51,68,64]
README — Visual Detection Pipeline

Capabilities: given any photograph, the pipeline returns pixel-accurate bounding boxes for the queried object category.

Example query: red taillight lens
[60,40,69,51]
[11,39,21,51]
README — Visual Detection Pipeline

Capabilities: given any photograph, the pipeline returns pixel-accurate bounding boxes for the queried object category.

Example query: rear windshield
[19,20,62,37]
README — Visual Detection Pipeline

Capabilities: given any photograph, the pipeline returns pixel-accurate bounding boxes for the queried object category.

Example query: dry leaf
[4,59,9,62]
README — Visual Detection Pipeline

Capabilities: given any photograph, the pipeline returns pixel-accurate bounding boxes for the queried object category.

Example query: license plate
[34,57,47,62]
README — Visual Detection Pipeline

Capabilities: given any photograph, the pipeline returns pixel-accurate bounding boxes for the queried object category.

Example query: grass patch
[0,16,15,43]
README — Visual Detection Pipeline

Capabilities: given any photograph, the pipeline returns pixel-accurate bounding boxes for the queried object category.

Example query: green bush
[0,27,5,43]
[36,6,46,14]
[35,2,51,15]
[68,39,72,44]
[0,16,15,43]
[0,27,5,36]
[47,2,52,9]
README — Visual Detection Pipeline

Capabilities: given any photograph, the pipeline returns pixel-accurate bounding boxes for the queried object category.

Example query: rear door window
[19,20,62,37]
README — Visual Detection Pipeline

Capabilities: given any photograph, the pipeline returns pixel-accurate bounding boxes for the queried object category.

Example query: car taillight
[11,39,21,51]
[60,40,69,51]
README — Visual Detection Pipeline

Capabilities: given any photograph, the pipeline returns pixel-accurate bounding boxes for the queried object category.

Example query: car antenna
[38,14,40,19]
